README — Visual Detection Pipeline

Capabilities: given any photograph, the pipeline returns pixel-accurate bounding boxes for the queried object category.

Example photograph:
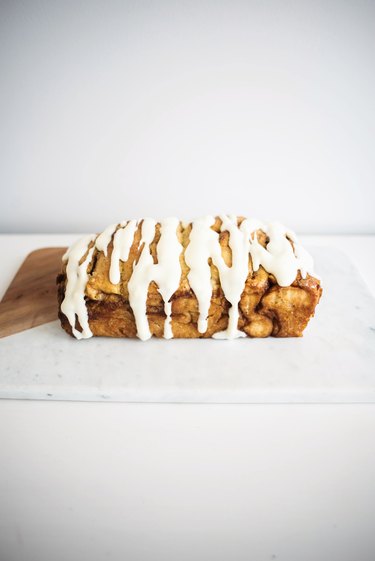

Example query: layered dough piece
[57,216,322,340]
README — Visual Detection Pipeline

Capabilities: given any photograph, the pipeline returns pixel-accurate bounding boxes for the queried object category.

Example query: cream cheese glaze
[109,220,138,285]
[61,216,316,341]
[61,234,97,339]
[128,217,182,341]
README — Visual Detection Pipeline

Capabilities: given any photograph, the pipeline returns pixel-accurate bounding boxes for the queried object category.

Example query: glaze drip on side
[109,220,138,285]
[128,218,182,341]
[61,234,97,339]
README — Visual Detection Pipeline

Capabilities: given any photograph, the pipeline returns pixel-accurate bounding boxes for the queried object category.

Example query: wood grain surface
[0,247,67,338]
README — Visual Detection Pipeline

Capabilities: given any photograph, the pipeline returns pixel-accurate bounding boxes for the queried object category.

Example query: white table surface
[1,234,375,561]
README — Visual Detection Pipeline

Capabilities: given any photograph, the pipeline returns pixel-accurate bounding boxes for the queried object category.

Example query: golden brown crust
[57,219,322,339]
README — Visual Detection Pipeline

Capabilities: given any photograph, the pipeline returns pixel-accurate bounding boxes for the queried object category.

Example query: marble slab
[0,247,374,403]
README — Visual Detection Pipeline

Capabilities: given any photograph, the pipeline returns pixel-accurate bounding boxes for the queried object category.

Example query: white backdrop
[1,0,374,234]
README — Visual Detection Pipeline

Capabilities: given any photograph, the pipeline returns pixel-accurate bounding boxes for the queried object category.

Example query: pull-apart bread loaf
[57,216,322,341]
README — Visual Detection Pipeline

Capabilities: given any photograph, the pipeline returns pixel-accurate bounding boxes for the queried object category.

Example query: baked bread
[57,216,322,340]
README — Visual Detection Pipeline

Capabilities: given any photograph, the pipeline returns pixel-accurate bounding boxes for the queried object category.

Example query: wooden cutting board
[0,247,68,339]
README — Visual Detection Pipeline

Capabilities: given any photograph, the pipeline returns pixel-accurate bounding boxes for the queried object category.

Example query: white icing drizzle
[62,215,316,341]
[185,215,248,339]
[109,220,138,285]
[128,218,182,341]
[285,229,315,280]
[184,216,216,334]
[241,220,313,287]
[95,223,118,256]
[185,215,248,338]
[212,215,249,339]
[61,234,96,339]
